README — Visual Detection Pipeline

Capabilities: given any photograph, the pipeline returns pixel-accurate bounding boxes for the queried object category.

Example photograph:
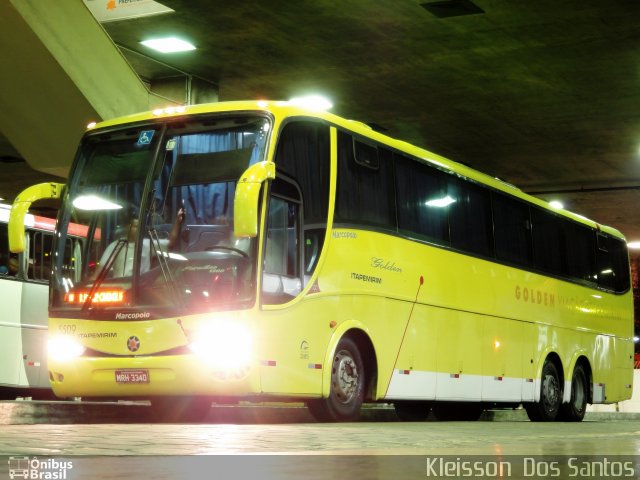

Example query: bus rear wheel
[149,396,212,423]
[557,363,588,422]
[525,359,562,422]
[394,401,432,421]
[307,337,365,422]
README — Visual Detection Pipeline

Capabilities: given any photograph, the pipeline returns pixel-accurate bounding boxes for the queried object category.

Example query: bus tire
[557,363,588,422]
[307,336,365,422]
[525,359,562,422]
[432,402,483,421]
[149,396,212,423]
[394,401,431,421]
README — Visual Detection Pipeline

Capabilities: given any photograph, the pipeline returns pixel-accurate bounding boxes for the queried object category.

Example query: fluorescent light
[627,241,640,250]
[549,200,564,209]
[140,37,196,53]
[425,195,456,208]
[72,195,123,211]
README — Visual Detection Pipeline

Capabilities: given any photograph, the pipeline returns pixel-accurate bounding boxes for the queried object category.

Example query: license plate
[115,369,149,384]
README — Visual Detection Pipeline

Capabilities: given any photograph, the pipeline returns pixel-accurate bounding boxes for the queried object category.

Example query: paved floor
[1,402,639,479]
[0,401,639,455]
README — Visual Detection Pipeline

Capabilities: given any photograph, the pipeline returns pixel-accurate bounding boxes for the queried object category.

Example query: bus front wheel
[525,359,562,422]
[307,337,365,422]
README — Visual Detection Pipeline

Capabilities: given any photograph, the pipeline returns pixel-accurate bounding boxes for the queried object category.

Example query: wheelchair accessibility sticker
[137,130,155,145]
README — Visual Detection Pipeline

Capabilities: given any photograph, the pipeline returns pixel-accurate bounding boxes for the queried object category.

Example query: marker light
[140,37,196,53]
[549,200,564,209]
[48,336,85,362]
[87,121,97,129]
[152,106,187,116]
[189,321,253,373]
[634,336,639,343]
[288,95,333,111]
[72,195,123,211]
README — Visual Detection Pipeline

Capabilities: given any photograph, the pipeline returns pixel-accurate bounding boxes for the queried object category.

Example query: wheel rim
[333,350,359,404]
[542,372,559,413]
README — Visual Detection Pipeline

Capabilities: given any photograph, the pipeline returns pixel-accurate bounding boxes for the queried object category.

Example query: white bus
[0,202,84,399]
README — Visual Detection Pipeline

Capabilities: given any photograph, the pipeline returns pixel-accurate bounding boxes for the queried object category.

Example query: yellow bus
[10,101,634,422]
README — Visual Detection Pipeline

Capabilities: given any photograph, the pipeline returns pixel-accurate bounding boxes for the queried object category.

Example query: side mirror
[234,161,275,237]
[9,182,65,253]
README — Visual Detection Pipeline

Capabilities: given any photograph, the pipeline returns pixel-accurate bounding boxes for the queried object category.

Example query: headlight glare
[48,336,85,362]
[189,322,253,372]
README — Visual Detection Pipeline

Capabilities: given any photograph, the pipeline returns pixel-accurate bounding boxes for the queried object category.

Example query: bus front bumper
[48,354,260,398]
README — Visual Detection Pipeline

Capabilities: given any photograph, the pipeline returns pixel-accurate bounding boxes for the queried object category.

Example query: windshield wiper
[148,226,182,307]
[82,238,127,311]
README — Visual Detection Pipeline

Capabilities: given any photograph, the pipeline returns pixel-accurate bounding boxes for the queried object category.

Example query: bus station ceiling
[3,0,640,243]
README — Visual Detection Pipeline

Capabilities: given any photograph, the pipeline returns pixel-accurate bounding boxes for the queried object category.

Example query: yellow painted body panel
[317,228,633,402]
[51,101,633,405]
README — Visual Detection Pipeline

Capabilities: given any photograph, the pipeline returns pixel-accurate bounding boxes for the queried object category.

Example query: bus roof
[88,101,625,240]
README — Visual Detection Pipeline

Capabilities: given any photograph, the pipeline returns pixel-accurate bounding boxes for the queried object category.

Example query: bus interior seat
[262,273,302,297]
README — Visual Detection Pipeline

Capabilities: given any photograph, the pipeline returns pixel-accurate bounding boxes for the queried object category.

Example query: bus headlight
[188,322,253,372]
[48,336,85,362]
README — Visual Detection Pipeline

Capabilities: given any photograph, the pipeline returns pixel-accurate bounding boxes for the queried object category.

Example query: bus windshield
[51,115,270,313]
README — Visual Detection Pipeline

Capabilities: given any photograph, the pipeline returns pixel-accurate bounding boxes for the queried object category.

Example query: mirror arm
[9,182,65,253]
[234,161,275,238]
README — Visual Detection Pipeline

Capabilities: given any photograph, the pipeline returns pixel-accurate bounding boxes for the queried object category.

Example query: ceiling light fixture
[140,37,196,53]
[549,200,564,209]
[72,195,123,211]
[288,95,333,111]
[627,241,640,250]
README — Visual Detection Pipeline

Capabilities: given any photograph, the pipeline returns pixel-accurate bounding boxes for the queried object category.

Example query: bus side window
[596,233,630,292]
[28,231,53,282]
[274,121,330,281]
[304,228,324,277]
[262,176,303,305]
[262,196,301,304]
[0,223,16,276]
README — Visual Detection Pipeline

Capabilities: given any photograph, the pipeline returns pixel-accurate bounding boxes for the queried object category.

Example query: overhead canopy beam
[0,0,170,178]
